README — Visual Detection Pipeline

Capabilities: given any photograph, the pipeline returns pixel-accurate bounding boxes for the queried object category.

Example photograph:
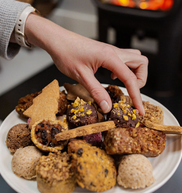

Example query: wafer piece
[142,119,182,134]
[23,80,60,128]
[55,121,115,141]
[64,83,94,103]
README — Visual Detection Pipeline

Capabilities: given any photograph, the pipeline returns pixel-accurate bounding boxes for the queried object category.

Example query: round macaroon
[117,154,155,189]
[6,123,32,153]
[11,146,42,179]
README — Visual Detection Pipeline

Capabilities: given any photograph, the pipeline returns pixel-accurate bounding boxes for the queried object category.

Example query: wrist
[24,13,54,51]
[25,13,68,56]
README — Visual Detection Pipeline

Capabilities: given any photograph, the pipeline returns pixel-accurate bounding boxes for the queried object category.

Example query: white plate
[0,85,182,193]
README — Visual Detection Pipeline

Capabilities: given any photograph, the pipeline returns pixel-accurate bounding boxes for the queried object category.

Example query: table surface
[0,64,182,193]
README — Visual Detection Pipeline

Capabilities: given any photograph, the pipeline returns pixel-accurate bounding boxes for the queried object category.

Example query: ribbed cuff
[0,0,30,60]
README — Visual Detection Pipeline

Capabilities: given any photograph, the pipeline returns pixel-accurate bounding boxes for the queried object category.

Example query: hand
[25,14,148,114]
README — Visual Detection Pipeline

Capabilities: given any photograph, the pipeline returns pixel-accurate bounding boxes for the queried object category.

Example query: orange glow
[119,0,130,6]
[111,0,173,10]
[139,2,148,9]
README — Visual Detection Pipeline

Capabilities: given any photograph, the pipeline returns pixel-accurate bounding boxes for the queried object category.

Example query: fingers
[102,47,146,115]
[114,48,148,88]
[76,67,112,114]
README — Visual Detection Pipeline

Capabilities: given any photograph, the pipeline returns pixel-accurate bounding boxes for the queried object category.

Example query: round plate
[0,85,182,193]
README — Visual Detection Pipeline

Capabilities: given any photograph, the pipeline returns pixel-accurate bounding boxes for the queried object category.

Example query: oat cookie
[68,140,116,192]
[104,125,166,157]
[139,101,164,124]
[36,152,76,193]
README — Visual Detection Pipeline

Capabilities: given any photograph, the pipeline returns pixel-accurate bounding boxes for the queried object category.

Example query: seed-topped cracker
[23,79,60,128]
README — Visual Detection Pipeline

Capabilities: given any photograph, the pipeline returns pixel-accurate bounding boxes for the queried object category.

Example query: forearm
[25,13,68,54]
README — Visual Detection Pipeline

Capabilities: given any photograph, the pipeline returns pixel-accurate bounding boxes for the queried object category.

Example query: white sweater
[0,0,29,60]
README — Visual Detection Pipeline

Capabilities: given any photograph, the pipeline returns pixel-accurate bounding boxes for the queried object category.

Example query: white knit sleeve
[0,0,29,60]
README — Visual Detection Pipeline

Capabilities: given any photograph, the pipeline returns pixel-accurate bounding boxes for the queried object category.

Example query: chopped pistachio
[123,115,128,121]
[86,109,92,115]
[131,114,136,120]
[113,103,118,108]
[71,115,77,120]
[79,106,84,112]
[71,109,75,113]
[135,122,140,128]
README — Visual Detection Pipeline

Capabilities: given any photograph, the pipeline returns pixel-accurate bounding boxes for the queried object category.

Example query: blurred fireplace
[101,0,173,11]
[92,0,182,94]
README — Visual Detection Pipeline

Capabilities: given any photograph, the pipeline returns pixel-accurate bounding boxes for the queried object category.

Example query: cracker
[141,119,182,134]
[55,121,115,141]
[23,80,60,128]
[64,83,94,103]
[139,101,164,124]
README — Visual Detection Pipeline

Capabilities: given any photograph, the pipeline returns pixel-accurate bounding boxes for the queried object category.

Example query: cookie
[31,119,68,152]
[108,100,139,128]
[66,97,98,129]
[16,90,68,118]
[23,79,60,128]
[104,126,166,157]
[139,101,164,125]
[55,121,115,141]
[68,140,116,192]
[15,91,41,117]
[36,152,76,193]
[105,85,125,103]
[11,146,42,179]
[117,154,155,189]
[6,123,32,153]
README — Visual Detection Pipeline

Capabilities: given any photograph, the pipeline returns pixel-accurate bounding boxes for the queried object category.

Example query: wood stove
[92,0,182,94]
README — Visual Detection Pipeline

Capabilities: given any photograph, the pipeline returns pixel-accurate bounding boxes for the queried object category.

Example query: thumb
[80,76,112,113]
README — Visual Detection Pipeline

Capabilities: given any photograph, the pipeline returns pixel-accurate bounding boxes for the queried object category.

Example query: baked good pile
[6,79,168,192]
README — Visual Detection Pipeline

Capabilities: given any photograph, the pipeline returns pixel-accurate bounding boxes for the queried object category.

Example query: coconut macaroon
[117,154,155,189]
[11,146,42,179]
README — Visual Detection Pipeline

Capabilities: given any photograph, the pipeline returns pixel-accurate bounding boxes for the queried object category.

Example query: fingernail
[111,74,117,80]
[112,76,117,80]
[100,100,110,113]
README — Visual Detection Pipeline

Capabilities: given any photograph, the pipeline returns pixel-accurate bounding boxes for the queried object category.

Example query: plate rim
[0,84,182,193]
